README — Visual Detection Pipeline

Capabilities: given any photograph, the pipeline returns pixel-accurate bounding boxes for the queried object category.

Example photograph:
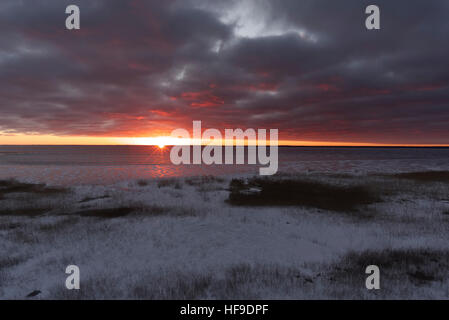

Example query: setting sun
[119,136,192,147]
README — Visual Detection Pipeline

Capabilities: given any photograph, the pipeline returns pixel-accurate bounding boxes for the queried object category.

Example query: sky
[0,0,448,146]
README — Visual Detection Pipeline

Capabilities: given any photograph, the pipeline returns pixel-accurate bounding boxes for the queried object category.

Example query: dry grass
[48,248,449,299]
[321,248,449,299]
[228,177,381,212]
[136,179,150,187]
[70,205,175,219]
[79,195,110,203]
[49,263,307,300]
[0,257,24,270]
[73,207,137,218]
[185,175,225,187]
[0,222,22,231]
[0,208,50,217]
[389,171,449,183]
[0,179,67,199]
[0,257,26,289]
[39,217,81,232]
[157,178,182,189]
[3,173,449,299]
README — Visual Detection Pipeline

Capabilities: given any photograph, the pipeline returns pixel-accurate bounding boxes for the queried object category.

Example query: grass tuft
[390,171,449,183]
[0,208,50,217]
[157,178,182,189]
[79,195,110,203]
[137,179,150,187]
[228,177,380,212]
[74,207,136,218]
[72,205,170,218]
[185,175,225,186]
[0,179,68,199]
[325,248,449,298]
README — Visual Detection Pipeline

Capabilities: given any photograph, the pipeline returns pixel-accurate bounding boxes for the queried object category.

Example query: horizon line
[1,144,449,148]
[1,134,448,147]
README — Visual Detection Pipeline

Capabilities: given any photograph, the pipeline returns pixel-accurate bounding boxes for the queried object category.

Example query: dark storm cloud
[0,0,448,143]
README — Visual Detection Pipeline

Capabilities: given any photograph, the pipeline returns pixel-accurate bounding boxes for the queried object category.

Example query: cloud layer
[1,0,448,144]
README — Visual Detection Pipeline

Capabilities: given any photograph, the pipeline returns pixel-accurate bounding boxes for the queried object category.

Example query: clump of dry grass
[185,175,225,186]
[73,207,137,218]
[0,256,26,288]
[0,179,68,199]
[69,205,179,219]
[228,177,381,212]
[0,222,22,231]
[79,195,110,203]
[0,257,24,270]
[136,179,150,187]
[390,171,449,183]
[48,263,308,299]
[39,217,81,232]
[317,248,449,299]
[157,178,182,189]
[0,208,50,217]
[0,179,71,218]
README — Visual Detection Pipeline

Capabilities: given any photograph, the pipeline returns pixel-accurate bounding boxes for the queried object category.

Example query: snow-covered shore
[1,172,449,299]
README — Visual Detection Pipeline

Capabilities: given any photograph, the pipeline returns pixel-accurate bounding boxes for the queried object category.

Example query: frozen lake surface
[1,146,449,185]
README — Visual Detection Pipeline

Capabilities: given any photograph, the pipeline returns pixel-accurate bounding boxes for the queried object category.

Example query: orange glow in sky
[1,133,449,147]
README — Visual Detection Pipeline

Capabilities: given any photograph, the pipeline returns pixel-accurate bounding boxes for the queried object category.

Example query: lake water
[1,145,448,185]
